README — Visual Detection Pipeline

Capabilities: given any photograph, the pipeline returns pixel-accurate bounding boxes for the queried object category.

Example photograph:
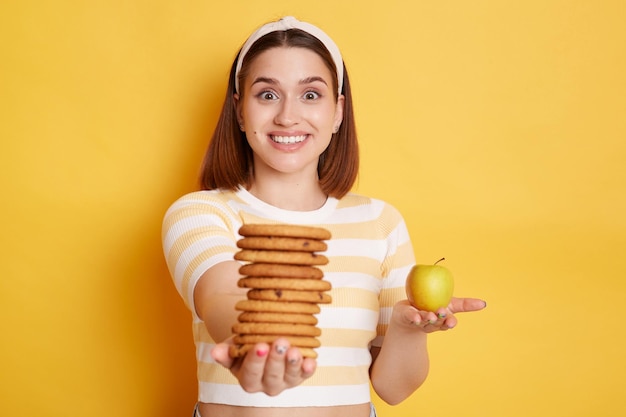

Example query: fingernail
[288,355,298,364]
[429,319,436,325]
[256,348,268,357]
[275,345,287,355]
[438,313,446,319]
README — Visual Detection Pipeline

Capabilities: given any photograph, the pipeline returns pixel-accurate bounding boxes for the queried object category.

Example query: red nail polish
[256,348,268,357]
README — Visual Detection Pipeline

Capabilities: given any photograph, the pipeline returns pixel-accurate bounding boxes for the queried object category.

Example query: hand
[398,297,487,333]
[210,337,317,396]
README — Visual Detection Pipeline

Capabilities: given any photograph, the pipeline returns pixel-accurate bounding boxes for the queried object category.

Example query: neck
[247,177,327,211]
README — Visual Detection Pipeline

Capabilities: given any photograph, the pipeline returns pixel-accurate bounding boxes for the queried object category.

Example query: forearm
[194,260,246,342]
[370,317,429,404]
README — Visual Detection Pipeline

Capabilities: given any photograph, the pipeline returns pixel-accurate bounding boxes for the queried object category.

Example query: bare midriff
[198,402,371,417]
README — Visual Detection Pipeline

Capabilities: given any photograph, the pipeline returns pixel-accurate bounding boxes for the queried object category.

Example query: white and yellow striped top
[162,187,416,407]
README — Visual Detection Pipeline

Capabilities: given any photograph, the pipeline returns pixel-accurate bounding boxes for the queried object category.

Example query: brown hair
[199,28,359,198]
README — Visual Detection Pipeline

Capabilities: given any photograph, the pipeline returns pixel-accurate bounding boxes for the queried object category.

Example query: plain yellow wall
[2,1,625,416]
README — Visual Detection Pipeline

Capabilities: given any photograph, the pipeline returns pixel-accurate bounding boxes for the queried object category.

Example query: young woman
[162,16,486,417]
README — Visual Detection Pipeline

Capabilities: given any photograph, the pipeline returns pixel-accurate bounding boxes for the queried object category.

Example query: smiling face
[235,46,344,180]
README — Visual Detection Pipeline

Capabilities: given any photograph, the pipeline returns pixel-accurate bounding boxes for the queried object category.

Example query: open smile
[271,134,308,144]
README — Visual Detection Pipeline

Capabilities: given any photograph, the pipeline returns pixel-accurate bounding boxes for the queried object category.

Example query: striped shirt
[161,187,415,407]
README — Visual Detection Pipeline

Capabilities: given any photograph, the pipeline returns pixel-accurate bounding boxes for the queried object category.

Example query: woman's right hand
[211,337,317,396]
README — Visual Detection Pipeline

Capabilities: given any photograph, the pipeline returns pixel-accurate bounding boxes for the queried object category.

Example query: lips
[271,135,307,144]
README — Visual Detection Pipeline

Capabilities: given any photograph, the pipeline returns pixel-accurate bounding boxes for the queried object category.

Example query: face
[235,46,344,179]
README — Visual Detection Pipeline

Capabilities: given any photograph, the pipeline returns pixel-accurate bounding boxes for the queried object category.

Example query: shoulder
[338,192,404,218]
[168,189,238,205]
[165,189,240,212]
[334,193,408,238]
[162,189,242,226]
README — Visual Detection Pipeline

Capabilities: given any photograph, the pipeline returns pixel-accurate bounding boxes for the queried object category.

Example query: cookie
[229,344,318,359]
[239,224,331,240]
[233,334,321,348]
[239,263,324,279]
[232,322,321,337]
[247,289,332,304]
[237,236,328,252]
[235,299,321,315]
[237,311,318,325]
[235,249,329,266]
[238,277,331,291]
[230,223,331,360]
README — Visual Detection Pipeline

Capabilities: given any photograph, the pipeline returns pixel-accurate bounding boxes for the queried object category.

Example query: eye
[303,91,320,100]
[258,90,278,101]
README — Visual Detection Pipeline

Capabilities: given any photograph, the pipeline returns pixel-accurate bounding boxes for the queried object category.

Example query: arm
[162,196,316,393]
[194,260,247,342]
[370,297,487,404]
[369,301,430,405]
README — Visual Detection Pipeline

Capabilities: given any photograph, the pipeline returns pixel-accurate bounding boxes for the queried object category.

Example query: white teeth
[271,135,307,144]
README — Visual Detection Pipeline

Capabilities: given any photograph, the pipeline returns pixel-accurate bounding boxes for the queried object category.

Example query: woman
[162,16,486,417]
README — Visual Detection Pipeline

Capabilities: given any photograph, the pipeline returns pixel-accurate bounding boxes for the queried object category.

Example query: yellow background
[2,1,625,416]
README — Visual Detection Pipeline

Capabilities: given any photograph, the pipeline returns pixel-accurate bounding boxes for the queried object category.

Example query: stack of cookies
[230,224,332,359]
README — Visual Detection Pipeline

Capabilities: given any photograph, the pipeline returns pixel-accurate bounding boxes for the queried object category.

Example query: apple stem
[434,257,445,265]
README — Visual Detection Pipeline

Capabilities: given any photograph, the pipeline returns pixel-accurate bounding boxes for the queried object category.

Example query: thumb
[449,297,487,314]
[211,342,235,369]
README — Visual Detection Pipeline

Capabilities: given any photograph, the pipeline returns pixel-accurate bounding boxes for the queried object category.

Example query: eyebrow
[300,76,328,86]
[251,76,328,87]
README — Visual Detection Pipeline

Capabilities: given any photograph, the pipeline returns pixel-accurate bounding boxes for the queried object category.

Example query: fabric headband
[234,16,344,95]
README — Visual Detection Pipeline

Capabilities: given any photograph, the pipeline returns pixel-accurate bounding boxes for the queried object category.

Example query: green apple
[405,258,454,312]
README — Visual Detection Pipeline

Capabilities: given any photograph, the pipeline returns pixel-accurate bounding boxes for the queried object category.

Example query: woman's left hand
[398,297,487,333]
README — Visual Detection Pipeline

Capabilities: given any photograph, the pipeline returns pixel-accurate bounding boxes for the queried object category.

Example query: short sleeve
[161,192,241,317]
[372,206,416,346]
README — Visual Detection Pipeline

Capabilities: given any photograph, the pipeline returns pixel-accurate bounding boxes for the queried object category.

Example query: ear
[333,94,345,132]
[233,93,245,131]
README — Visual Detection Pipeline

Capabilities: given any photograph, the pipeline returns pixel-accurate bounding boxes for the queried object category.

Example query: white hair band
[234,16,344,95]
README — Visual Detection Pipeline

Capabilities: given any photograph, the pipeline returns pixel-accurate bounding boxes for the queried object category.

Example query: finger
[424,311,438,325]
[284,348,317,381]
[403,305,422,326]
[419,322,438,333]
[420,308,456,332]
[449,297,487,314]
[262,338,290,395]
[436,307,448,321]
[442,314,458,329]
[301,357,317,377]
[431,308,449,329]
[238,343,270,393]
[284,347,305,385]
[211,342,235,369]
[410,310,437,329]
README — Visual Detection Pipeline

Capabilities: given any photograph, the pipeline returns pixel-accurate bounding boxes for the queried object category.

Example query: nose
[274,97,300,126]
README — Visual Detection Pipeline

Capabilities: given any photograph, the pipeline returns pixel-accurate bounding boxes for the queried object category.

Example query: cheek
[312,107,338,128]
[243,103,271,126]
